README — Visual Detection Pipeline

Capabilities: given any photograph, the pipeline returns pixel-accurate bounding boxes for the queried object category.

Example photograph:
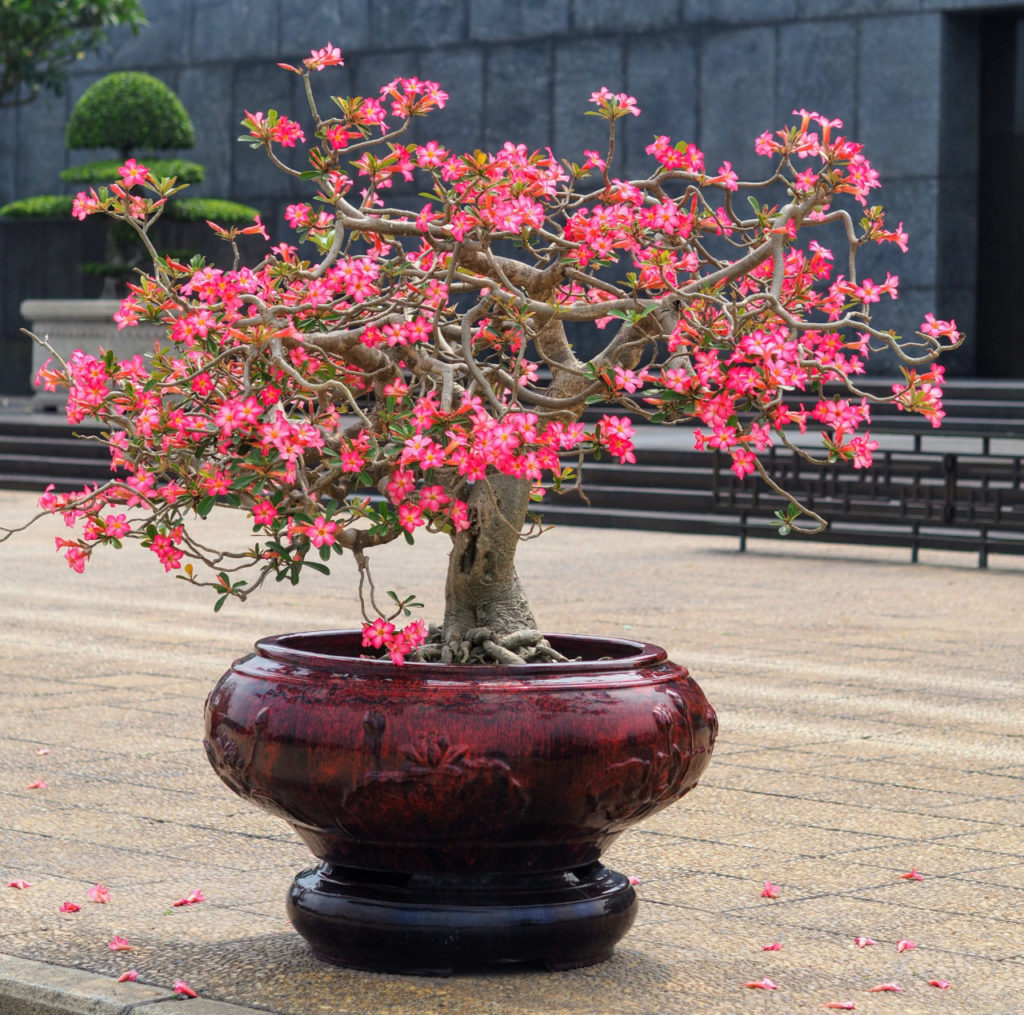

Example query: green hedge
[60,158,206,186]
[0,195,75,218]
[169,197,259,224]
[66,71,194,153]
[0,194,258,224]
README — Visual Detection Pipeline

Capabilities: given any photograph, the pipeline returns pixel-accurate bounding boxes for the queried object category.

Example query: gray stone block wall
[1,0,1017,389]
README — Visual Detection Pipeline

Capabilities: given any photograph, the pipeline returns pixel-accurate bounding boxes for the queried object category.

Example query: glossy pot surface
[204,630,717,875]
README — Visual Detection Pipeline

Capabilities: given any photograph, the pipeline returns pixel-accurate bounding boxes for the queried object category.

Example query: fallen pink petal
[172,889,206,907]
[627,875,640,886]
[868,983,902,992]
[26,779,47,789]
[116,970,139,982]
[928,979,952,989]
[35,748,50,755]
[6,880,32,889]
[853,936,876,947]
[824,1003,856,1011]
[88,884,110,904]
[744,978,779,990]
[896,938,916,952]
[108,936,134,951]
[760,881,780,898]
[899,869,924,881]
[761,942,783,951]
[173,980,198,998]
[59,901,80,913]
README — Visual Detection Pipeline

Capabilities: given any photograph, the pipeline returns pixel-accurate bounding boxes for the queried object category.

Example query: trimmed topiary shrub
[2,70,259,293]
[60,158,206,186]
[65,71,194,156]
[0,193,259,225]
[0,195,75,218]
[168,197,261,224]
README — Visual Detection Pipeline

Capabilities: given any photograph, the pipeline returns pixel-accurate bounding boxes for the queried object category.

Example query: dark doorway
[976,12,1024,377]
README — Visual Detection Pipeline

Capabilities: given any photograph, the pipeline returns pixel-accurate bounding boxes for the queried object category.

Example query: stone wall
[1,0,1019,391]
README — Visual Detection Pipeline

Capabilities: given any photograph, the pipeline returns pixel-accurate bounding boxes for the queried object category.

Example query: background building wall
[1,0,1020,392]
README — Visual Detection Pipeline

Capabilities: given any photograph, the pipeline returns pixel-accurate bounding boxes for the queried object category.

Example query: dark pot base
[287,861,638,975]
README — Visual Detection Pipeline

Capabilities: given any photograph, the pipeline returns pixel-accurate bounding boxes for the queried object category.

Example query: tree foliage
[66,71,194,155]
[0,0,146,109]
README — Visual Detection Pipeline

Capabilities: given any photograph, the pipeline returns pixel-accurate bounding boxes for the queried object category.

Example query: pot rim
[253,629,669,678]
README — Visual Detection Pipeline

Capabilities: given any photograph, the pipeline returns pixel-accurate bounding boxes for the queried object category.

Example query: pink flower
[304,43,343,71]
[173,980,198,998]
[251,501,278,526]
[7,880,32,889]
[853,936,876,948]
[761,942,783,951]
[304,516,338,548]
[744,978,778,990]
[760,881,780,899]
[361,618,395,650]
[116,970,139,982]
[627,875,641,886]
[108,936,134,951]
[59,902,80,913]
[730,448,757,479]
[26,779,48,789]
[867,983,902,992]
[824,1003,856,1010]
[118,159,150,187]
[895,939,915,953]
[172,889,206,907]
[900,869,924,881]
[88,884,110,904]
[928,980,952,989]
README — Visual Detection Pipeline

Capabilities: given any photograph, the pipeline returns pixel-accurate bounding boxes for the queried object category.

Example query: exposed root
[406,626,571,665]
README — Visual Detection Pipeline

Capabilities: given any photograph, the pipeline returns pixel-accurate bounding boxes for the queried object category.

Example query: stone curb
[0,954,267,1015]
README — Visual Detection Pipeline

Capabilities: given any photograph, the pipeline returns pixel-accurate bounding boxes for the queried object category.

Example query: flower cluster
[21,46,959,659]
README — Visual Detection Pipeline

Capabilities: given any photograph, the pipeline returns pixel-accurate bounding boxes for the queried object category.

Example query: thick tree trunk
[442,471,537,649]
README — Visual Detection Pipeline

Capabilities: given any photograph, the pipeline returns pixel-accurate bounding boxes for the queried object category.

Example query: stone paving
[1,487,1022,1014]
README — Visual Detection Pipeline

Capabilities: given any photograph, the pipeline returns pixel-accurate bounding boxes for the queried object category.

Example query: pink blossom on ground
[59,902,80,913]
[896,939,916,952]
[26,779,47,789]
[108,936,134,951]
[900,869,924,880]
[116,970,139,982]
[761,943,783,951]
[173,980,198,998]
[7,880,32,889]
[853,936,876,948]
[867,983,902,992]
[823,1003,856,1010]
[744,978,778,990]
[88,884,110,904]
[760,881,780,898]
[928,980,952,989]
[172,889,206,907]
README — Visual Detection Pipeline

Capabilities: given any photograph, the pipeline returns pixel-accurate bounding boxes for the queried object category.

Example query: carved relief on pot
[341,730,529,840]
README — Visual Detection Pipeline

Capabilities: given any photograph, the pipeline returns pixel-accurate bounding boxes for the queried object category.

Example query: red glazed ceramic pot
[203,630,717,973]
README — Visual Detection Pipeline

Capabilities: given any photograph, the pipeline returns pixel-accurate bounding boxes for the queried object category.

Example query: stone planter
[203,629,718,974]
[20,299,162,407]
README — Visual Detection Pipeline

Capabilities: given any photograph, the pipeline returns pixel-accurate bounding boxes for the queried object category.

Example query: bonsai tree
[1,44,960,664]
[1,71,260,292]
[0,0,146,109]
